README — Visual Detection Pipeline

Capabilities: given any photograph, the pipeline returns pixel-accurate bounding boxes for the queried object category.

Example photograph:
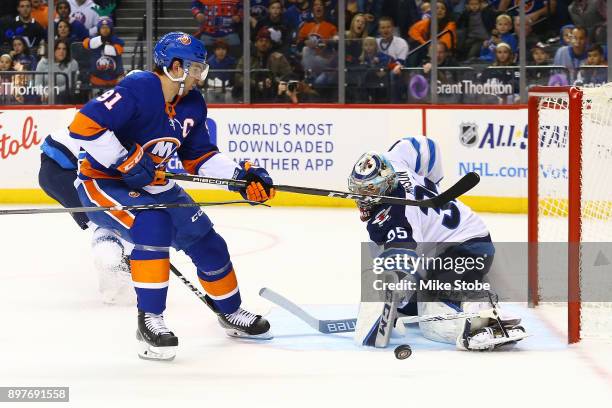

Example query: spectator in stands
[55,20,79,46]
[527,43,555,86]
[275,73,319,103]
[83,16,124,87]
[234,28,292,102]
[30,0,47,29]
[2,0,45,50]
[9,36,36,70]
[419,1,431,20]
[553,26,588,72]
[422,41,461,102]
[297,0,338,45]
[479,42,518,103]
[423,42,458,74]
[531,43,551,65]
[376,16,407,102]
[576,44,607,85]
[35,39,79,103]
[480,14,517,62]
[408,1,457,57]
[68,0,100,36]
[192,0,242,47]
[356,36,397,101]
[0,54,17,104]
[456,0,496,61]
[55,1,89,42]
[559,24,574,46]
[345,13,367,65]
[284,0,312,34]
[206,39,236,88]
[254,1,291,53]
[250,0,269,25]
[301,32,338,89]
[512,16,540,53]
[376,16,408,67]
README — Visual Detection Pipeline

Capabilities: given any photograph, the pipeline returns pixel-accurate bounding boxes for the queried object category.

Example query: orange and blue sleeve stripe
[69,112,108,140]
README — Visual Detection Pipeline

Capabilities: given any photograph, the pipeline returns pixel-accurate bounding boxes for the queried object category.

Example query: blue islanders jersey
[68,70,238,194]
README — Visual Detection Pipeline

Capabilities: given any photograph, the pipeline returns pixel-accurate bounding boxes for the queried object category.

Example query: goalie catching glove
[231,161,275,203]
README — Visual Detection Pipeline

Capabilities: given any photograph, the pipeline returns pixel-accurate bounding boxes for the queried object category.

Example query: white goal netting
[535,84,612,340]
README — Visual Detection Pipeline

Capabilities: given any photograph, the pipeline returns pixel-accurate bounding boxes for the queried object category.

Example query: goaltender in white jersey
[348,136,527,351]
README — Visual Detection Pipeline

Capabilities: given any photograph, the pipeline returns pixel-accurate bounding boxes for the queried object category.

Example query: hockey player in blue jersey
[348,136,527,351]
[68,32,275,360]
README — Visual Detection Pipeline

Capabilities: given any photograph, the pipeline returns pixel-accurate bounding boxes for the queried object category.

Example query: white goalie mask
[348,152,398,221]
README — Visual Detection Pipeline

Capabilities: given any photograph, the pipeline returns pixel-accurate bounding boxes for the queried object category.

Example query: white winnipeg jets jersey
[365,139,489,246]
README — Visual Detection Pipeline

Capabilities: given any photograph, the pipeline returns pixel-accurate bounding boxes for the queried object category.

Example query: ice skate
[204,295,273,340]
[136,311,178,361]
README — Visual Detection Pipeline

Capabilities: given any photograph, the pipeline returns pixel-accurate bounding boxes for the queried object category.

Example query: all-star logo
[372,207,391,226]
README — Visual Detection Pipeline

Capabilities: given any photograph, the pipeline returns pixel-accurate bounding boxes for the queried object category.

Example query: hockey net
[528,84,612,343]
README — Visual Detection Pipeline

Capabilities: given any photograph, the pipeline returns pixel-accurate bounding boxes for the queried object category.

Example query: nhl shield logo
[459,122,478,147]
[129,191,141,198]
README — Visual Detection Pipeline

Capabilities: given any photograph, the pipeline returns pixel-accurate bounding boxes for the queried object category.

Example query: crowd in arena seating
[191,0,608,103]
[0,0,608,104]
[0,0,122,104]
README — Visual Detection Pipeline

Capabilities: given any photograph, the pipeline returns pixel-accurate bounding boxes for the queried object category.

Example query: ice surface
[0,207,610,407]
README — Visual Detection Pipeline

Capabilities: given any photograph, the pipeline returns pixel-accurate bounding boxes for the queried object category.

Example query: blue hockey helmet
[348,152,398,219]
[154,32,209,84]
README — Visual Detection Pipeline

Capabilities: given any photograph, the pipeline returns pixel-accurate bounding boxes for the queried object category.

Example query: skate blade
[224,328,274,340]
[137,343,177,361]
[136,332,177,361]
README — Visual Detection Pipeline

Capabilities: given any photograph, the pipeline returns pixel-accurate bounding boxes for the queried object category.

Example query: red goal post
[528,85,612,344]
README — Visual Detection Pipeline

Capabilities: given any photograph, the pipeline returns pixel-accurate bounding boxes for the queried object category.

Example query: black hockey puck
[394,344,412,360]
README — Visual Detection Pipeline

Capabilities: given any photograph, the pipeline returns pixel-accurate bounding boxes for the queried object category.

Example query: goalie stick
[259,288,498,334]
[164,171,480,208]
[0,199,269,216]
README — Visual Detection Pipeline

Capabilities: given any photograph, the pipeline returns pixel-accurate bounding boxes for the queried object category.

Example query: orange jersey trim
[182,151,218,174]
[199,269,238,297]
[82,180,135,228]
[69,111,107,138]
[80,158,121,180]
[131,259,170,283]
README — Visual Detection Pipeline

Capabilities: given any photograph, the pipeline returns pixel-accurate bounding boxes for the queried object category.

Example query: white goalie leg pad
[355,267,408,348]
[92,227,135,305]
[136,331,177,361]
[417,301,466,344]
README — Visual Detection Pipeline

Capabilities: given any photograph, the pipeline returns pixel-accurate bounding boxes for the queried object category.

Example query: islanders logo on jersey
[96,56,117,72]
[178,34,192,45]
[72,11,86,25]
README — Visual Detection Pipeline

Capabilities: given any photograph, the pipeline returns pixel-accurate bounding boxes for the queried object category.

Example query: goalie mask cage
[528,84,612,344]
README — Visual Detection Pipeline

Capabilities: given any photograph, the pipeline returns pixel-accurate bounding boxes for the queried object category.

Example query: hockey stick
[259,287,497,334]
[259,288,356,334]
[0,199,269,216]
[164,171,481,208]
[169,263,216,313]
